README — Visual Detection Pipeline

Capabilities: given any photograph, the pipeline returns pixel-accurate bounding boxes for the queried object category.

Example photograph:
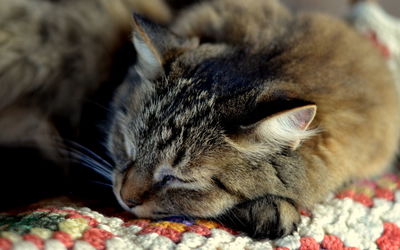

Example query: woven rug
[1,173,400,250]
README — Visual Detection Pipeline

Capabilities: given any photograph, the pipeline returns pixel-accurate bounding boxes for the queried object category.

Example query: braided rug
[0,173,399,249]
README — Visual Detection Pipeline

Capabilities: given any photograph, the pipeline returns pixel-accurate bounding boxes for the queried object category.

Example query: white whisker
[91,180,113,187]
[63,140,113,168]
[56,142,114,181]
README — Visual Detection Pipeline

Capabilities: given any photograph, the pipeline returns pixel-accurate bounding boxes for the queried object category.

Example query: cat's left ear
[132,14,199,79]
[237,105,317,150]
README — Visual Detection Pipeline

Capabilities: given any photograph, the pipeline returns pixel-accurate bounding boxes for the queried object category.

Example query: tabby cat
[107,0,400,239]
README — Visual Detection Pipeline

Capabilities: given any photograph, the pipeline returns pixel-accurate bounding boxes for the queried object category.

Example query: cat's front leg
[216,195,300,239]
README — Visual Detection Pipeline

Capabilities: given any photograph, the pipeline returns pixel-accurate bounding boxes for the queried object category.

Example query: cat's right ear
[229,105,318,150]
[132,14,199,80]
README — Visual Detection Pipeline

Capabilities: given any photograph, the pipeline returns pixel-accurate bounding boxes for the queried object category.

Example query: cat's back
[267,13,400,180]
[173,0,400,182]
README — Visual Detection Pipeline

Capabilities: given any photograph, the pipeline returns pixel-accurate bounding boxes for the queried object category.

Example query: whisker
[76,160,112,179]
[66,148,112,171]
[83,99,114,113]
[74,156,112,174]
[56,141,114,173]
[91,181,113,187]
[59,148,113,180]
[62,139,113,168]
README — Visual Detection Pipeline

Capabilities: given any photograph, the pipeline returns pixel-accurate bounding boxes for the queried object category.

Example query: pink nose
[118,171,151,208]
[120,186,144,208]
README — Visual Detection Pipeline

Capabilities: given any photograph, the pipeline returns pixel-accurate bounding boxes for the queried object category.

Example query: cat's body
[108,0,400,239]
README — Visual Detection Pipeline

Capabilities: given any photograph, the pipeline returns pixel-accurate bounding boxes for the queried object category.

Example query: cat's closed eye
[155,175,177,188]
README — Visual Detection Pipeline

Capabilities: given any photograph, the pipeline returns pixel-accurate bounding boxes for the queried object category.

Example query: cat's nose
[120,189,143,208]
[119,176,149,209]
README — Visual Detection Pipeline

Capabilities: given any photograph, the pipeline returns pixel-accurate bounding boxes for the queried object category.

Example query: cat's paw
[216,195,300,239]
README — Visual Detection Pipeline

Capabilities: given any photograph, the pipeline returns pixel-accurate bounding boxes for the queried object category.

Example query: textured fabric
[0,173,399,250]
[350,1,400,90]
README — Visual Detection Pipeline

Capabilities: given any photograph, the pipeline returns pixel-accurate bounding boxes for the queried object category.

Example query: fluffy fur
[108,0,400,239]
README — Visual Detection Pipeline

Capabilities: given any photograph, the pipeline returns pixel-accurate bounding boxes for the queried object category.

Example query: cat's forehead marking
[141,79,216,137]
[160,127,172,141]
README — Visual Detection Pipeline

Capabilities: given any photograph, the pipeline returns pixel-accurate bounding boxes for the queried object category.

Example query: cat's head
[107,15,317,238]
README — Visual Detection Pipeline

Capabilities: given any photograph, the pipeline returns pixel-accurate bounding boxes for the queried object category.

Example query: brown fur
[109,0,400,239]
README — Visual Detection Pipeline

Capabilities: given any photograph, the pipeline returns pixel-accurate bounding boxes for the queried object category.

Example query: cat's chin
[111,182,138,215]
[130,201,159,218]
[113,189,132,212]
[112,190,157,217]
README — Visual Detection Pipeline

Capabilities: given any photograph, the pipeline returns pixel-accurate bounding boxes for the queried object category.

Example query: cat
[0,0,172,209]
[107,0,400,239]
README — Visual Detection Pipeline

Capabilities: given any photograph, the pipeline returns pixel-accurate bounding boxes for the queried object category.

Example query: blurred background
[169,0,400,17]
[281,0,399,16]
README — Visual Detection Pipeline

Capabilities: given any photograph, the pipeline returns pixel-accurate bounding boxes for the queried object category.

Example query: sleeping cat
[107,0,400,239]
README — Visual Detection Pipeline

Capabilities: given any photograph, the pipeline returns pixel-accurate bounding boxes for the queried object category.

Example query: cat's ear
[238,105,317,150]
[132,14,199,79]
